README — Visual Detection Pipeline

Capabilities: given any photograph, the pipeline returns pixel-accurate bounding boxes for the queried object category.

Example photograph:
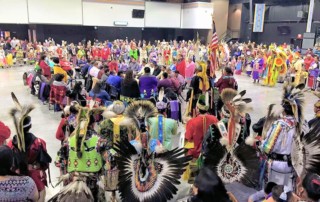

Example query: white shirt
[89,66,100,78]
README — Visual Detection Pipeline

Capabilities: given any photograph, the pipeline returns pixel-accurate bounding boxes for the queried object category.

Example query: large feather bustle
[9,92,35,152]
[124,100,158,131]
[216,143,259,188]
[232,143,260,188]
[48,173,94,202]
[292,119,320,178]
[114,140,192,202]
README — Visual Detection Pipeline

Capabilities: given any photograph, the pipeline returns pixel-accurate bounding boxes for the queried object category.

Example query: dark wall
[253,23,307,44]
[0,24,28,40]
[0,23,209,44]
[239,2,316,44]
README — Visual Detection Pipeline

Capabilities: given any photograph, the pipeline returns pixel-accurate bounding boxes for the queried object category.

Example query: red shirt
[185,114,218,158]
[108,60,118,72]
[92,48,101,59]
[304,57,315,71]
[39,60,51,78]
[7,135,48,191]
[101,47,110,60]
[60,60,72,71]
[215,76,236,94]
[176,59,186,77]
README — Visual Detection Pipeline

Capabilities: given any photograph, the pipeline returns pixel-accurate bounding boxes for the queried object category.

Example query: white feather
[155,145,165,153]
[131,141,142,154]
[232,94,242,102]
[102,110,117,119]
[245,134,256,146]
[270,104,283,117]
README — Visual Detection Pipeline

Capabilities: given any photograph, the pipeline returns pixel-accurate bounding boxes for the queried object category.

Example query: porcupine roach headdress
[210,89,260,188]
[281,83,306,135]
[115,100,192,201]
[9,92,35,152]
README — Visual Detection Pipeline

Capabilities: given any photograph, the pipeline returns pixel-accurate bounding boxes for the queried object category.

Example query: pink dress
[185,61,195,84]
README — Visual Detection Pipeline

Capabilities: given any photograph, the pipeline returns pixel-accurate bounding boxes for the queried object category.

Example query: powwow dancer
[114,100,192,202]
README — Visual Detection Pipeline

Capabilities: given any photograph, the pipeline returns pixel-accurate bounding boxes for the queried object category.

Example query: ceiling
[230,0,311,5]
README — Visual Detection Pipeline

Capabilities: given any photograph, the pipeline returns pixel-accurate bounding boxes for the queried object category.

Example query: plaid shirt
[50,85,67,105]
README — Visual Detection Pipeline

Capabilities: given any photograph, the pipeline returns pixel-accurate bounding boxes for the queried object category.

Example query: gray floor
[0,65,318,202]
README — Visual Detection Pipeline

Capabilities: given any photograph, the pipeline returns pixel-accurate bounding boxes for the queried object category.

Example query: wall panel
[0,0,28,23]
[82,1,144,27]
[182,3,213,29]
[28,0,83,24]
[145,2,181,28]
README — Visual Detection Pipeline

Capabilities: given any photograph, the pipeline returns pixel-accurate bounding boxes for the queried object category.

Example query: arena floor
[0,65,318,201]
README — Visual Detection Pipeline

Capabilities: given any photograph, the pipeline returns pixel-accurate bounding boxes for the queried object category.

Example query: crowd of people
[0,36,320,202]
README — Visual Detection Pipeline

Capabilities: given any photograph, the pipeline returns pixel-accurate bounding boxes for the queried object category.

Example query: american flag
[210,21,218,51]
[209,20,218,77]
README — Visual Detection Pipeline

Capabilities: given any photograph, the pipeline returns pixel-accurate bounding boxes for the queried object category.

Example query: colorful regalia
[0,48,6,67]
[185,95,218,159]
[8,93,52,202]
[49,106,106,202]
[251,56,264,81]
[235,57,243,75]
[290,52,307,86]
[186,62,210,119]
[245,51,254,76]
[289,94,320,198]
[148,114,178,151]
[185,60,196,84]
[114,100,191,202]
[98,101,135,193]
[200,89,260,188]
[6,52,13,67]
[307,60,319,90]
[263,48,287,86]
[262,84,307,190]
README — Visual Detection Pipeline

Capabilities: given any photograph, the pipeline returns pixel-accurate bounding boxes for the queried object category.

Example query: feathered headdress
[9,92,35,152]
[201,118,259,188]
[203,89,259,188]
[281,83,306,134]
[220,89,252,148]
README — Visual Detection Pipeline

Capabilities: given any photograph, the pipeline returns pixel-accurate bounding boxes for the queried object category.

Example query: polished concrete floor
[0,65,318,201]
